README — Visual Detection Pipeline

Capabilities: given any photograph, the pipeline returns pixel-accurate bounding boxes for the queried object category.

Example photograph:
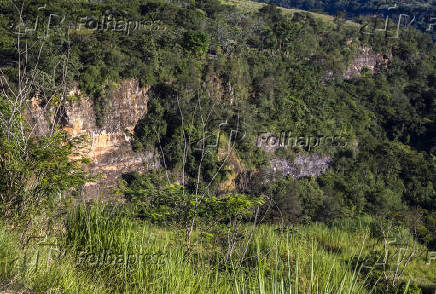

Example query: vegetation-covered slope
[251,0,436,35]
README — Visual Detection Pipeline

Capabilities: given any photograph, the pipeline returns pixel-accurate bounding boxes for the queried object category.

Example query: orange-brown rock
[29,79,159,199]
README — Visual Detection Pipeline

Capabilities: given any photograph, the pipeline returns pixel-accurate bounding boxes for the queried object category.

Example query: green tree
[182,30,210,56]
[0,97,88,217]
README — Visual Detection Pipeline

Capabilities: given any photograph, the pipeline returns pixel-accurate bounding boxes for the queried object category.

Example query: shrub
[182,30,210,56]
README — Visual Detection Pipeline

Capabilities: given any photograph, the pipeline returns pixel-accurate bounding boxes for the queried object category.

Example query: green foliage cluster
[248,176,325,223]
[120,171,263,224]
[182,30,210,56]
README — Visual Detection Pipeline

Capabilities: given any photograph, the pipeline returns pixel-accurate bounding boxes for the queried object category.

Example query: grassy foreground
[0,202,435,294]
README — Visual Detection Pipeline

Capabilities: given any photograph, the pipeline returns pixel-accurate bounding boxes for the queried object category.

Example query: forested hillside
[252,0,436,35]
[0,0,435,293]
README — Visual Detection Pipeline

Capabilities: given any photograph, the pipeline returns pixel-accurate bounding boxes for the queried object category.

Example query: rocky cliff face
[323,46,390,80]
[256,133,332,180]
[269,154,331,179]
[344,46,390,79]
[29,79,159,199]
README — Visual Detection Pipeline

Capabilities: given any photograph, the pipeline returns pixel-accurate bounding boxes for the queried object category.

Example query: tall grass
[1,203,434,293]
[0,220,109,293]
[62,203,375,293]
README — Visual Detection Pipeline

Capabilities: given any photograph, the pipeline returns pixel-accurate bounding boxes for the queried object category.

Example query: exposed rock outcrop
[344,46,390,79]
[323,46,390,80]
[268,154,331,179]
[255,132,333,181]
[29,79,159,199]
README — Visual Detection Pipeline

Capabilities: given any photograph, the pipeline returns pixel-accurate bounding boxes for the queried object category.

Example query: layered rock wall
[29,79,159,199]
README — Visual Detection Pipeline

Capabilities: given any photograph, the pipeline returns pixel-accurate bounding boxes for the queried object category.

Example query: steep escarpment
[29,79,159,198]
